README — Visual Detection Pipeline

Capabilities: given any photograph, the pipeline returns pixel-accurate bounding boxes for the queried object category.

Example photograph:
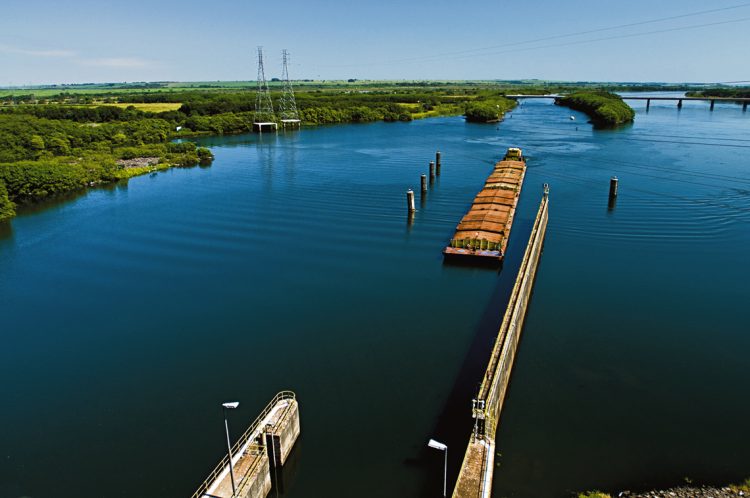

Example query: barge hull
[443,153,527,263]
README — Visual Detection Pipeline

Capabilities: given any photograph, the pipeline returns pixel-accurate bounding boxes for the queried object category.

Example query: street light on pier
[222,401,240,497]
[427,438,448,497]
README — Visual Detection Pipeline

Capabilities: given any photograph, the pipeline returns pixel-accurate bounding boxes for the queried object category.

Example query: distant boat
[570,116,576,120]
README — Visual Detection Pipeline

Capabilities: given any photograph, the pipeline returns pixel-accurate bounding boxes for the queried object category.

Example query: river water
[1,94,748,498]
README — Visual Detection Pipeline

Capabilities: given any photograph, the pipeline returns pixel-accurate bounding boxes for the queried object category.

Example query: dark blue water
[1,95,748,498]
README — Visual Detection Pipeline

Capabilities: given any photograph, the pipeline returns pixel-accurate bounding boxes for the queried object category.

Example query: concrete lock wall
[278,401,301,465]
[487,194,548,435]
[453,191,549,498]
[265,399,301,469]
[239,454,272,498]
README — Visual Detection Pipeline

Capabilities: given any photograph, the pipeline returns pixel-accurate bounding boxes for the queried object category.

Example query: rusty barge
[443,148,526,263]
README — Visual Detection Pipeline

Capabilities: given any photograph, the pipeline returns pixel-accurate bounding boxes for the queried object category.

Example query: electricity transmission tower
[253,46,276,132]
[279,49,301,127]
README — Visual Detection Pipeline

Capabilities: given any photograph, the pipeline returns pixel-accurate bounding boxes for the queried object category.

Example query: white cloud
[0,44,76,57]
[77,57,152,68]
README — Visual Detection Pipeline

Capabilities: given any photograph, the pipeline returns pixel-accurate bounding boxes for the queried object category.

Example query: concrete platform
[252,122,278,133]
[192,392,299,498]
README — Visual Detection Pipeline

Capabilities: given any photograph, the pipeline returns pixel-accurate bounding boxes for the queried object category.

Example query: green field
[105,102,183,112]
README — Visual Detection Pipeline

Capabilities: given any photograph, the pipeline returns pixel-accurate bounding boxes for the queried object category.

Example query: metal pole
[443,448,447,497]
[224,408,237,497]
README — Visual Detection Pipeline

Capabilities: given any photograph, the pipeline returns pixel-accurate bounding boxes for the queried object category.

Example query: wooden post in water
[646,99,650,111]
[743,102,748,112]
[436,151,442,175]
[407,189,415,212]
[421,174,427,193]
[677,99,683,109]
[710,100,715,111]
[429,161,436,182]
[609,176,619,199]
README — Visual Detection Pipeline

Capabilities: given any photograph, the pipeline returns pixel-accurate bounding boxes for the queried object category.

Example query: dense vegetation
[686,87,750,99]
[0,105,215,221]
[464,97,516,123]
[555,91,635,127]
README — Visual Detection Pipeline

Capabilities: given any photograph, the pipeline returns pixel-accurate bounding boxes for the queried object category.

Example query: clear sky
[2,0,749,85]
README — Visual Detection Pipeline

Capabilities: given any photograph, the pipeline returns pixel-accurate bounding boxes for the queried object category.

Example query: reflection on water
[0,220,12,241]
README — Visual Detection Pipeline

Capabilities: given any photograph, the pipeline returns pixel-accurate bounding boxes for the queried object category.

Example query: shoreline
[582,481,750,498]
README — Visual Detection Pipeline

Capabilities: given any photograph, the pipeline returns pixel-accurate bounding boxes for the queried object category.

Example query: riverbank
[0,147,213,222]
[581,482,749,498]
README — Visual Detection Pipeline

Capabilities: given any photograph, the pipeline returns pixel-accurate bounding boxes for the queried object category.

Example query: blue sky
[2,0,749,85]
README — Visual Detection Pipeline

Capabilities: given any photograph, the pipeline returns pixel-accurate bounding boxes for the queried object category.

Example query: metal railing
[190,391,296,498]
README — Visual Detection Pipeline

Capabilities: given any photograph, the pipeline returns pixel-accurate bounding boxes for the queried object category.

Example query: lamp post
[427,438,448,497]
[222,401,240,497]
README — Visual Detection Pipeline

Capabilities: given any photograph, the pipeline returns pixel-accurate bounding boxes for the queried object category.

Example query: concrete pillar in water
[407,189,415,212]
[710,99,715,111]
[608,177,618,211]
[609,176,619,199]
[677,99,683,109]
[429,161,435,182]
[436,151,442,175]
[421,174,427,193]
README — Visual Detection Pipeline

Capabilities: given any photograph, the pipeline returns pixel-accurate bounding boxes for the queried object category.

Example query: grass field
[106,102,183,112]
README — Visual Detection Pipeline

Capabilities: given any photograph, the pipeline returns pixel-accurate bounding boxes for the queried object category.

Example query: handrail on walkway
[190,391,297,498]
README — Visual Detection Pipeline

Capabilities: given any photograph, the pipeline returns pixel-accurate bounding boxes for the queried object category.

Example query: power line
[314,3,750,68]
[382,2,750,65]
[438,16,750,64]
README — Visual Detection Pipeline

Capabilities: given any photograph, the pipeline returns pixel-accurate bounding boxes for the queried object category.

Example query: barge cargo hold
[443,148,527,263]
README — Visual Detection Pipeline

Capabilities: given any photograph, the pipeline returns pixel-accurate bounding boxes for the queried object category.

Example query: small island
[464,97,517,123]
[555,91,635,127]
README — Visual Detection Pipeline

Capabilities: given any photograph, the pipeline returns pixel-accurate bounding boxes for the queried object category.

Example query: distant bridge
[506,94,750,111]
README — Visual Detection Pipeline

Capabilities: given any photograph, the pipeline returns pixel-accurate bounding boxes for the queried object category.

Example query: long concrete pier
[452,186,550,498]
[192,391,300,498]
